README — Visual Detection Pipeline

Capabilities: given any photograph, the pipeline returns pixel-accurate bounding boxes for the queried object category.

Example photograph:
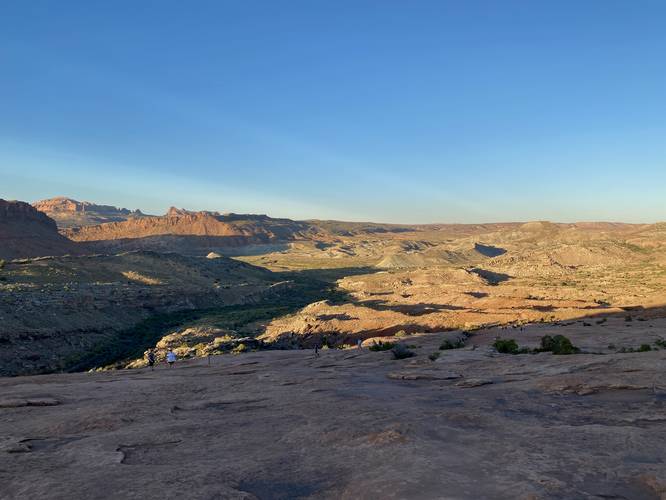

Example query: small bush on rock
[440,338,465,350]
[231,343,247,354]
[493,338,520,354]
[369,341,395,352]
[391,344,415,360]
[540,335,579,355]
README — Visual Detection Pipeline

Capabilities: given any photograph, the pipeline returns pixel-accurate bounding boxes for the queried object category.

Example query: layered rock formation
[33,197,147,228]
[64,210,316,255]
[0,199,81,259]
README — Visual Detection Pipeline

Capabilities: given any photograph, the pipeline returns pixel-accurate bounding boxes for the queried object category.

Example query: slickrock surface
[2,321,665,500]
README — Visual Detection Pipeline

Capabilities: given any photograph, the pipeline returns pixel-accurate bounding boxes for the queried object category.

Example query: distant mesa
[166,206,223,218]
[33,196,148,229]
[64,207,316,255]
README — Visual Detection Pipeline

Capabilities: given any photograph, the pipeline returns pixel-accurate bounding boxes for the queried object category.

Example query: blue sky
[1,1,665,223]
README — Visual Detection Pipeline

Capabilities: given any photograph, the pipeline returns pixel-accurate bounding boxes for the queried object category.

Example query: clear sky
[1,1,665,223]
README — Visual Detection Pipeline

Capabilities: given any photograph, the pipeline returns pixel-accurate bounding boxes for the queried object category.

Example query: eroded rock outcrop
[33,197,147,228]
[0,199,82,259]
[64,210,315,255]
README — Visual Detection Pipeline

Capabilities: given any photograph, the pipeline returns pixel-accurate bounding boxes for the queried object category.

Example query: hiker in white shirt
[166,350,177,367]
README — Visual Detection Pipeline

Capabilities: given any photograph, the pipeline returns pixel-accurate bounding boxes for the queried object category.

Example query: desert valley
[1,196,666,499]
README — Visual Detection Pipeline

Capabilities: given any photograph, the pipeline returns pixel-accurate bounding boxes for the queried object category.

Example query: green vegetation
[428,352,441,361]
[618,344,653,353]
[65,271,351,372]
[539,335,580,355]
[493,335,579,355]
[391,343,415,360]
[369,340,395,351]
[493,338,521,354]
[440,338,465,350]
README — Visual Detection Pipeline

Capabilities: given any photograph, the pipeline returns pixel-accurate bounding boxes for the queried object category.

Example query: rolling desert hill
[0,250,292,376]
[2,195,666,377]
[33,197,148,228]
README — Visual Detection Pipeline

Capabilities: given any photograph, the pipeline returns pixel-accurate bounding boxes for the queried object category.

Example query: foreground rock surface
[1,323,665,500]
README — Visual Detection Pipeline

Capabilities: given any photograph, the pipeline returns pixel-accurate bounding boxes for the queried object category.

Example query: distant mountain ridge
[33,196,148,228]
[3,195,665,262]
[64,208,317,255]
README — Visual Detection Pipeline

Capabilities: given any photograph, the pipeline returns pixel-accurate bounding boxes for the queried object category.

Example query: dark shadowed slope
[0,199,82,260]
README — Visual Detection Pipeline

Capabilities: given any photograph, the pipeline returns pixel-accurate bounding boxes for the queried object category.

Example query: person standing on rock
[147,350,156,371]
[166,349,177,367]
[313,342,320,358]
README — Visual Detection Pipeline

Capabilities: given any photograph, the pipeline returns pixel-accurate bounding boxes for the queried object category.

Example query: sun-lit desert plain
[2,197,666,499]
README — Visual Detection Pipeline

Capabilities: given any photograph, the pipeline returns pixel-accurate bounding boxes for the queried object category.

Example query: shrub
[428,352,441,361]
[369,340,395,352]
[391,344,415,360]
[638,344,652,352]
[440,338,465,350]
[493,338,520,354]
[394,330,408,338]
[625,315,633,322]
[231,343,247,354]
[655,338,666,349]
[0,259,4,269]
[540,335,579,355]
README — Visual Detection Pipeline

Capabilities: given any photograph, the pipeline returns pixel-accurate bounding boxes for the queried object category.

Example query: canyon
[1,196,666,499]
